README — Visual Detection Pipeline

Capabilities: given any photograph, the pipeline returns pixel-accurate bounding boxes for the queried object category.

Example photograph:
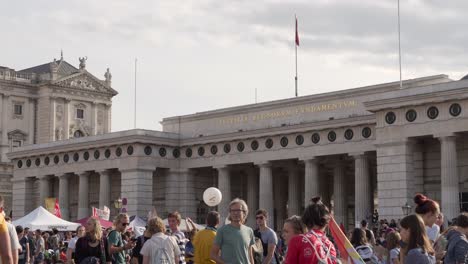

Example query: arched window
[74,130,84,138]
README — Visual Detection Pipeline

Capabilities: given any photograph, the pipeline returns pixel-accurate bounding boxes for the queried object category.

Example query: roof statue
[79,56,87,70]
[104,68,112,84]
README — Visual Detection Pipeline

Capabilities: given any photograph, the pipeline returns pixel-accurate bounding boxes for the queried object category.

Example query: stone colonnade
[215,155,373,229]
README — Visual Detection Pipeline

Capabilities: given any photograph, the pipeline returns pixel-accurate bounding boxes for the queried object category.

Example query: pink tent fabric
[75,217,113,229]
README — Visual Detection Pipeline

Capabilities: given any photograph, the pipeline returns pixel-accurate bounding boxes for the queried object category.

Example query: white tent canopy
[13,206,81,231]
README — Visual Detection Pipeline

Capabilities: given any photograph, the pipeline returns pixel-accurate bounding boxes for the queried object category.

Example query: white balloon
[203,187,222,207]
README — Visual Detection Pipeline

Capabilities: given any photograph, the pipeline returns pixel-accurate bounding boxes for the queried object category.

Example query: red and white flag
[295,16,300,46]
[54,199,62,218]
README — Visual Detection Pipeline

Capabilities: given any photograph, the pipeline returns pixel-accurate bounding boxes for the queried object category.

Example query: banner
[92,207,110,221]
[329,217,365,264]
[45,198,56,214]
[45,198,61,218]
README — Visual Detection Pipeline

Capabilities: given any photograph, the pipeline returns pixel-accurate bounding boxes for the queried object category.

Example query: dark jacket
[444,229,468,264]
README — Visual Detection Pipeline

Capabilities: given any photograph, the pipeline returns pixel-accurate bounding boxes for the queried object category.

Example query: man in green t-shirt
[108,214,135,264]
[210,198,255,264]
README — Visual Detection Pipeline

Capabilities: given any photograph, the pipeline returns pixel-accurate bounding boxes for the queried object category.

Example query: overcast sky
[1,0,467,132]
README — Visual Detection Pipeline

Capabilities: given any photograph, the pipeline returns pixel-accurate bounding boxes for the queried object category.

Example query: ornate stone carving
[104,68,112,86]
[97,110,104,125]
[69,119,91,137]
[79,56,87,70]
[55,127,63,140]
[56,105,63,122]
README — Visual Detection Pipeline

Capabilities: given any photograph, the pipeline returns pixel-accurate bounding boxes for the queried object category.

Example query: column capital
[57,173,71,179]
[436,134,457,142]
[76,171,92,177]
[255,161,272,168]
[300,156,316,161]
[38,175,51,180]
[96,169,111,176]
[119,167,155,173]
[349,152,367,159]
[2,93,10,99]
[213,165,229,170]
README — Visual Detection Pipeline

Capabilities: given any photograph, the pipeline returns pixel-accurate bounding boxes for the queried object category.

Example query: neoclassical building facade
[0,55,116,212]
[7,70,468,230]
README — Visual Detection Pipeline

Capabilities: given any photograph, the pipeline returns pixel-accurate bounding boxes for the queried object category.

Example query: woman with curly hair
[141,217,180,264]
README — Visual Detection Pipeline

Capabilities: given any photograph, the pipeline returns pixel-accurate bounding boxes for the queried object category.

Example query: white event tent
[13,206,81,231]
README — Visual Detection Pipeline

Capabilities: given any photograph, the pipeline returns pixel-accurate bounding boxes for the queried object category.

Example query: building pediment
[52,72,118,96]
[7,129,28,140]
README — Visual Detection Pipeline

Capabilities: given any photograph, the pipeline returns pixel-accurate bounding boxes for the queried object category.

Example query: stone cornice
[162,75,448,124]
[179,114,376,145]
[7,129,180,159]
[364,80,468,112]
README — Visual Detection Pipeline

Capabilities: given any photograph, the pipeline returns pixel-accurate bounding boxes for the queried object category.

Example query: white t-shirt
[7,222,20,250]
[426,224,440,242]
[68,236,79,250]
[140,233,180,263]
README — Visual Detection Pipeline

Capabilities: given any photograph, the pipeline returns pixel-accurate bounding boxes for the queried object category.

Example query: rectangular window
[461,192,468,212]
[14,104,22,115]
[76,109,84,119]
[12,140,22,148]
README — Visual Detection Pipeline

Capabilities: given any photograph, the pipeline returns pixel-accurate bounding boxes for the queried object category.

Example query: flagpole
[398,0,402,89]
[295,15,298,97]
[134,58,137,128]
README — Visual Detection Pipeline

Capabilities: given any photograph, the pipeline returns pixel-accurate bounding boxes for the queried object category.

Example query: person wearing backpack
[140,217,180,264]
[285,197,339,264]
[254,209,278,264]
[350,228,379,264]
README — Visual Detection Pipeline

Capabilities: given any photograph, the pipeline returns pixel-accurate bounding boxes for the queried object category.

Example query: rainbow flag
[329,217,366,264]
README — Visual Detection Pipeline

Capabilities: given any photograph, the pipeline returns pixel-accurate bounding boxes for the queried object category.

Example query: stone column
[58,174,70,220]
[50,97,56,141]
[439,136,459,221]
[99,170,111,209]
[304,158,319,207]
[91,102,98,135]
[376,140,415,219]
[165,168,196,218]
[77,172,90,219]
[28,98,35,144]
[353,153,371,227]
[120,168,154,217]
[216,166,231,225]
[333,160,347,227]
[287,164,300,216]
[63,99,70,139]
[1,94,9,160]
[246,167,258,228]
[258,163,274,226]
[12,178,28,219]
[38,175,50,207]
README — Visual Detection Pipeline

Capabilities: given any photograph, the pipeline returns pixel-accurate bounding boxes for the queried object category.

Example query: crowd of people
[0,192,467,264]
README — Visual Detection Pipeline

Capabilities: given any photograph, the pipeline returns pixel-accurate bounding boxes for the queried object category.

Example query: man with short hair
[255,209,278,264]
[108,213,136,264]
[193,211,220,264]
[34,230,45,264]
[16,225,30,264]
[211,198,255,264]
[168,211,186,264]
[0,195,13,264]
[361,220,376,246]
